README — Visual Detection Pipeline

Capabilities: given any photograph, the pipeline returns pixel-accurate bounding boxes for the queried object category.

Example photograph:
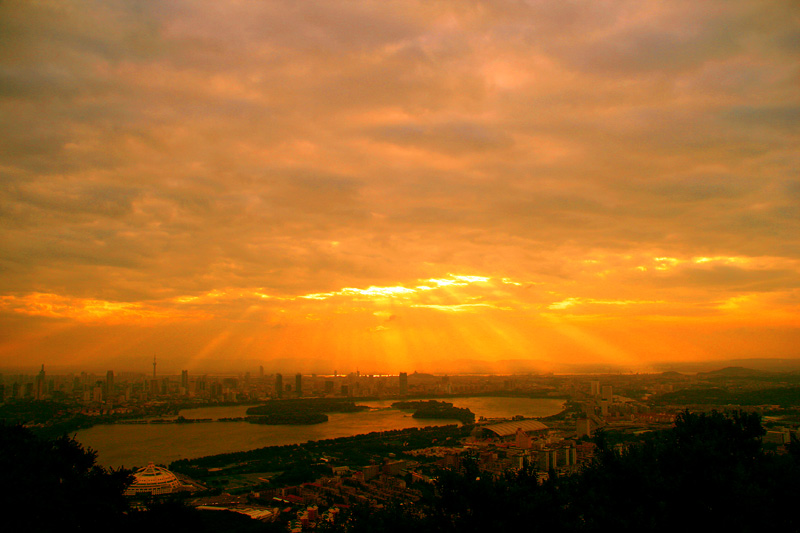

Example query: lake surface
[75,396,564,468]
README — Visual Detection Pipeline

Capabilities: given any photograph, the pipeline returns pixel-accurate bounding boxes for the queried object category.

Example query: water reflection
[76,397,564,468]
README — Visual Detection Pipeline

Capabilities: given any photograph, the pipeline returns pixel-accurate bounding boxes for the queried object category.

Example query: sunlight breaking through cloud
[0,0,797,370]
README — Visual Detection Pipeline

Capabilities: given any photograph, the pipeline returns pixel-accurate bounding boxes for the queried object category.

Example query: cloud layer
[1,0,798,372]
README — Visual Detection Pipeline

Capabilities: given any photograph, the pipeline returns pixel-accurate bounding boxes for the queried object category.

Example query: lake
[75,396,564,468]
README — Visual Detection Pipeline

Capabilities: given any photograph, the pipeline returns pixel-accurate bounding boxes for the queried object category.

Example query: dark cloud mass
[0,0,798,371]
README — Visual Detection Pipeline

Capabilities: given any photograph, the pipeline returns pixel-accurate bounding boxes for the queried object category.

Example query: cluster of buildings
[88,368,800,531]
[0,364,574,408]
[122,413,604,529]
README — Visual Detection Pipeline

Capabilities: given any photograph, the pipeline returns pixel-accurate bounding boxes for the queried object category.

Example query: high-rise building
[259,365,264,378]
[325,380,334,394]
[590,380,601,396]
[181,370,189,390]
[601,385,613,401]
[576,418,592,438]
[399,372,408,396]
[210,382,223,400]
[295,373,302,398]
[34,365,45,400]
[106,370,114,397]
[275,373,283,399]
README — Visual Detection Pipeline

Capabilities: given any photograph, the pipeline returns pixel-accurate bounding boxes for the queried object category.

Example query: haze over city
[1,1,798,374]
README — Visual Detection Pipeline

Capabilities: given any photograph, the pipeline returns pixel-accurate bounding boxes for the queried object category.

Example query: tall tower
[34,365,45,400]
[152,355,157,378]
[275,373,283,399]
[295,373,302,398]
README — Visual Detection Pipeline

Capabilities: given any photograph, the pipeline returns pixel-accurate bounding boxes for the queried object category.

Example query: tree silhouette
[332,410,800,532]
[0,423,132,531]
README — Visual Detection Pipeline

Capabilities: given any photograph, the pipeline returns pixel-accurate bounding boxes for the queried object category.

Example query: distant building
[362,464,380,481]
[181,370,189,391]
[576,418,592,438]
[106,370,114,398]
[601,385,613,401]
[210,381,223,399]
[478,420,548,441]
[515,427,533,449]
[125,463,183,496]
[295,373,302,398]
[539,445,577,470]
[590,380,601,397]
[34,365,45,400]
[325,380,334,394]
[275,373,283,399]
[399,372,408,396]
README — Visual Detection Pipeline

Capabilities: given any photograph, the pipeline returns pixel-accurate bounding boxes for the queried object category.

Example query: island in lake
[245,398,369,425]
[392,400,476,424]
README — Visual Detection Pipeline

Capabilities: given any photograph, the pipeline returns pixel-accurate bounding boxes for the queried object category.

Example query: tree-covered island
[245,398,369,425]
[391,400,476,424]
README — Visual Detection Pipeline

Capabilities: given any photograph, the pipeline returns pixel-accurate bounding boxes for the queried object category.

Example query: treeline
[7,411,800,531]
[0,423,279,533]
[247,412,328,425]
[0,400,144,439]
[0,399,256,439]
[170,425,469,480]
[326,411,800,532]
[654,385,800,407]
[392,400,476,424]
[244,398,368,425]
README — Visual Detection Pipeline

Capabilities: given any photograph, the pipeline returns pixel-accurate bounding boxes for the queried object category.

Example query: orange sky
[0,1,798,373]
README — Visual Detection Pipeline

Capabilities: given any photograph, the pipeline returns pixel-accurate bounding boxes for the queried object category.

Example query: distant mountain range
[651,358,800,374]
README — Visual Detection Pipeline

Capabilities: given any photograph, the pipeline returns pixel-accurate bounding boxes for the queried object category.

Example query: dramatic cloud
[0,0,798,372]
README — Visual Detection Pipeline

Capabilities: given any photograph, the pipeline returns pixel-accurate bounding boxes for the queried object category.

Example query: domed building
[125,463,183,496]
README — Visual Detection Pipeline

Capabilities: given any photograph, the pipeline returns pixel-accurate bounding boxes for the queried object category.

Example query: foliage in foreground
[0,423,132,531]
[4,411,800,532]
[0,423,271,532]
[329,411,800,533]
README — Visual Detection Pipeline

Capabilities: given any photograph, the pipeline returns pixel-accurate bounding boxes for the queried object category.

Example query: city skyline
[1,1,798,373]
